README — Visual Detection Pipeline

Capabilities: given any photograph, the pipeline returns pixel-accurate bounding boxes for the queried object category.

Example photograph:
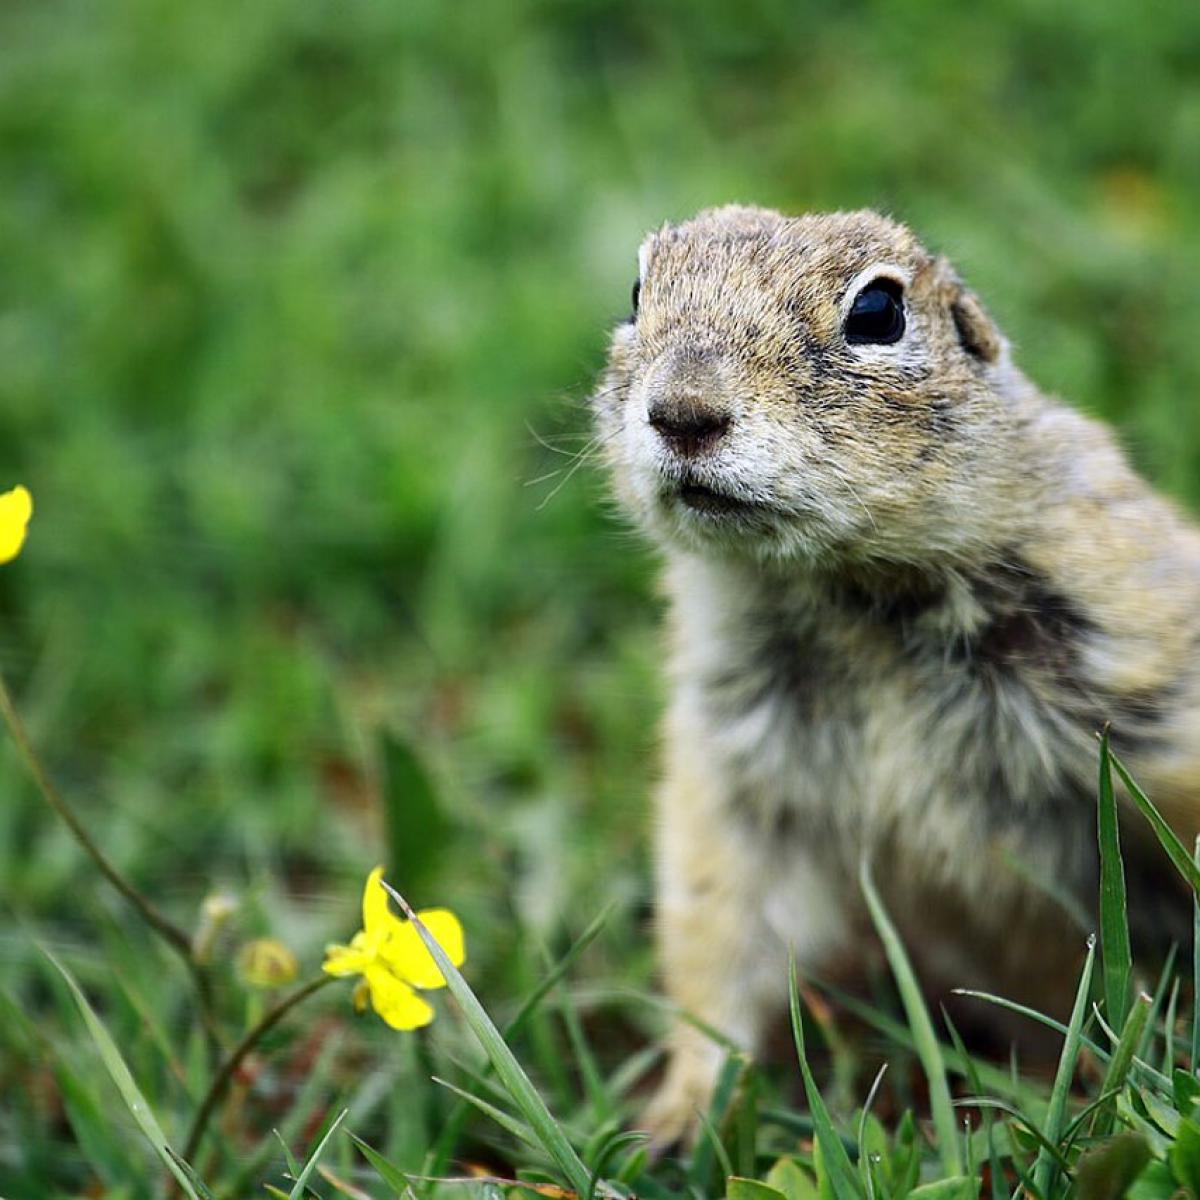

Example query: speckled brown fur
[590,205,1200,1145]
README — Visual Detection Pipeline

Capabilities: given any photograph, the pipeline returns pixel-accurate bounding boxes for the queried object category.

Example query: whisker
[524,421,594,458]
[532,427,619,510]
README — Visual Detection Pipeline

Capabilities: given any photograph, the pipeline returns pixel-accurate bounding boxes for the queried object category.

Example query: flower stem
[0,668,222,1058]
[182,974,333,1165]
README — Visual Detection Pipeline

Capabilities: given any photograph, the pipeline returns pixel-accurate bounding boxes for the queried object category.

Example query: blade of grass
[789,957,863,1200]
[952,1100,1072,1175]
[1109,750,1200,892]
[694,1103,734,1183]
[1031,934,1095,1198]
[859,859,961,1177]
[431,1076,541,1150]
[1164,978,1181,1076]
[1094,991,1153,1137]
[43,947,202,1200]
[1008,1145,1046,1200]
[380,878,592,1199]
[857,1063,887,1200]
[943,1011,1004,1200]
[348,1132,410,1195]
[288,1109,348,1200]
[542,942,610,1123]
[954,988,1172,1094]
[688,1051,743,1190]
[1137,942,1179,1066]
[1098,730,1132,1030]
[164,1148,217,1200]
[584,1130,647,1200]
[823,981,1042,1107]
[1059,1087,1122,1146]
[275,1130,302,1178]
[1193,836,1200,1074]
[423,908,610,1177]
[734,1060,759,1180]
[225,1027,345,1199]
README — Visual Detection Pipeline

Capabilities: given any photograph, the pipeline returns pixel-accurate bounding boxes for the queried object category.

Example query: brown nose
[648,397,731,457]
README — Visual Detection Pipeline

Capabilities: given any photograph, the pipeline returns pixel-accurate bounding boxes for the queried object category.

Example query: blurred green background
[3,0,1200,1190]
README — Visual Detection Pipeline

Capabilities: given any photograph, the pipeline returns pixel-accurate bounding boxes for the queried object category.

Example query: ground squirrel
[591,204,1200,1145]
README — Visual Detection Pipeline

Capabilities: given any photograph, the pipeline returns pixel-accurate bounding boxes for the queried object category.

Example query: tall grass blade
[44,948,202,1200]
[1109,750,1200,892]
[827,982,1041,1105]
[859,860,962,1177]
[1097,730,1132,1030]
[545,942,610,1121]
[348,1133,411,1195]
[380,879,593,1199]
[165,1147,218,1200]
[1094,991,1152,1137]
[423,907,610,1176]
[1163,978,1180,1077]
[694,1103,734,1183]
[274,1129,301,1177]
[857,1062,887,1200]
[952,1099,1072,1174]
[431,1076,540,1149]
[288,1109,348,1200]
[943,1011,1004,1200]
[1193,836,1200,1073]
[584,1129,647,1200]
[955,986,1172,1094]
[788,958,863,1200]
[1031,934,1095,1198]
[1137,942,1178,1067]
[688,1051,743,1190]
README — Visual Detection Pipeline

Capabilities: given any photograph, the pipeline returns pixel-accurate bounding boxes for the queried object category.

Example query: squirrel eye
[630,278,641,320]
[845,278,905,345]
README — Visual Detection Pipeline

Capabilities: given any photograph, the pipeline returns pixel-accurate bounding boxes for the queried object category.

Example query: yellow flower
[323,866,465,1030]
[237,938,300,988]
[0,486,32,564]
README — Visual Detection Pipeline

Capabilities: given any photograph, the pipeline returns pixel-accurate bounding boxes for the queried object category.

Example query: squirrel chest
[666,552,1125,895]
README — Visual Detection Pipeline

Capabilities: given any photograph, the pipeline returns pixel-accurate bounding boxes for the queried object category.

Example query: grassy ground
[3,0,1200,1195]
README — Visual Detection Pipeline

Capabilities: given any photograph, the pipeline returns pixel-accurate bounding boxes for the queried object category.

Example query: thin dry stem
[0,668,222,1061]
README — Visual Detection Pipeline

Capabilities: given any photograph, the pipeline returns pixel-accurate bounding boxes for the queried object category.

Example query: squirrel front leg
[638,738,849,1148]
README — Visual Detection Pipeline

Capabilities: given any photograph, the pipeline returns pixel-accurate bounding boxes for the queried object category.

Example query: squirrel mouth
[674,482,762,516]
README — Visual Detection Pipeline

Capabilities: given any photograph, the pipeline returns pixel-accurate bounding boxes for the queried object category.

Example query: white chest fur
[663,552,1099,905]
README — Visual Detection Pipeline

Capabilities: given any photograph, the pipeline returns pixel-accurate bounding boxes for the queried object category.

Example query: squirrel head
[593,205,1026,571]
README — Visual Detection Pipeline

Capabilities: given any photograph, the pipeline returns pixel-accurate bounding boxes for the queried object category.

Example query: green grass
[4,0,1200,1195]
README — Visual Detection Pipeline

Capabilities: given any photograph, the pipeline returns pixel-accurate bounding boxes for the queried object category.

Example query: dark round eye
[630,278,641,319]
[845,278,905,345]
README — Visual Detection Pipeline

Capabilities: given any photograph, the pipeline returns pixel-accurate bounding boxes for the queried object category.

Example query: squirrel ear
[950,288,1002,364]
[928,255,1003,364]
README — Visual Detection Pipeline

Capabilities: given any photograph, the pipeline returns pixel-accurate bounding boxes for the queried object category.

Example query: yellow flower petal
[379,908,466,990]
[0,486,32,565]
[322,941,373,977]
[364,962,434,1030]
[361,865,393,936]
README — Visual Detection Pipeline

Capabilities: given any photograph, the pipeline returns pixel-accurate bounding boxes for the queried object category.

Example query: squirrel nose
[647,397,731,457]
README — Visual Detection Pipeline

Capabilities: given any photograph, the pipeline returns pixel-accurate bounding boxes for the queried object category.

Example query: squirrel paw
[636,1056,719,1153]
